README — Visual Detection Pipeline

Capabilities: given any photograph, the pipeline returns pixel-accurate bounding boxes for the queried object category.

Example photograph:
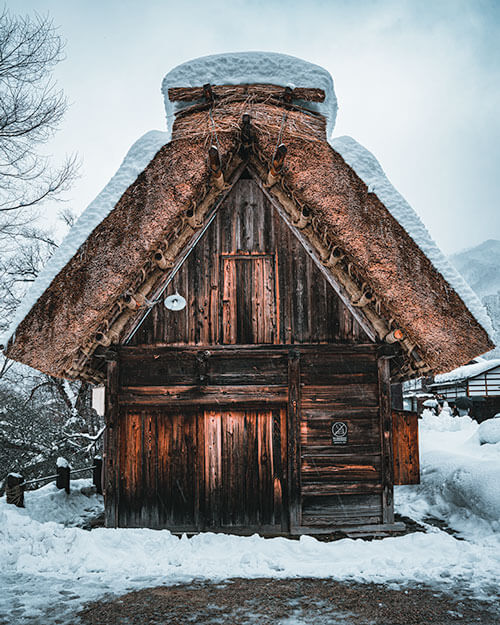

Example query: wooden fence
[5,458,103,508]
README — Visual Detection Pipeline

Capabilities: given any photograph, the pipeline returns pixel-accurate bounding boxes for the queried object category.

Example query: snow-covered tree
[0,9,101,488]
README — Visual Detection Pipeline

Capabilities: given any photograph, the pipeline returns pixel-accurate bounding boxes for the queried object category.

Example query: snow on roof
[433,359,500,384]
[0,130,170,350]
[162,51,337,137]
[330,136,495,341]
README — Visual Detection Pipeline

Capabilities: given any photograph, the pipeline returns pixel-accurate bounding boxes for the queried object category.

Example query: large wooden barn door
[115,405,286,531]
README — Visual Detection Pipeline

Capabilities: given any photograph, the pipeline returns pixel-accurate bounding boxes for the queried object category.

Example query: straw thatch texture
[5,99,493,378]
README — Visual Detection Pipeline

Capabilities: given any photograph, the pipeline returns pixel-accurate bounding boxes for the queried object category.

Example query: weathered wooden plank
[392,410,420,485]
[300,406,380,419]
[302,494,382,526]
[120,343,379,356]
[104,358,119,528]
[300,455,381,482]
[378,357,395,524]
[205,411,221,528]
[119,385,287,406]
[301,370,378,386]
[301,483,383,495]
[301,385,379,408]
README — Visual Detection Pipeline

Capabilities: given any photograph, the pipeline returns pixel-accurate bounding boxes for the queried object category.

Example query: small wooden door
[221,254,278,344]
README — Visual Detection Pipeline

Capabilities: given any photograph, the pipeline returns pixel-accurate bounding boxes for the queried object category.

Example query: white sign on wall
[92,385,106,416]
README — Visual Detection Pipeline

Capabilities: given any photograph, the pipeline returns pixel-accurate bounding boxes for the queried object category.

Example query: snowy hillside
[2,415,500,623]
[449,239,500,356]
[450,239,500,298]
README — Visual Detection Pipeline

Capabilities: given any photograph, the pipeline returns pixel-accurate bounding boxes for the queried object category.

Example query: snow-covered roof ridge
[330,135,495,341]
[1,129,170,350]
[434,358,500,384]
[162,51,337,137]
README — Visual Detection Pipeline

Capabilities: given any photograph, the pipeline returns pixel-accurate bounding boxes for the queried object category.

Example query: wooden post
[104,357,120,527]
[378,357,394,524]
[93,457,103,495]
[56,459,70,494]
[287,348,301,532]
[6,473,24,507]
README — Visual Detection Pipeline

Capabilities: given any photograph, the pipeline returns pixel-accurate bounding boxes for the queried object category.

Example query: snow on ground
[396,410,500,538]
[162,52,337,136]
[330,136,495,339]
[0,130,170,351]
[2,414,500,624]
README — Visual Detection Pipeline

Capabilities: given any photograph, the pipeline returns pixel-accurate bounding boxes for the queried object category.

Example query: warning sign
[331,421,348,445]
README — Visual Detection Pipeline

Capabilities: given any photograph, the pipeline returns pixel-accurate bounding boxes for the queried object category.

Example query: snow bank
[330,136,495,340]
[478,418,500,445]
[2,442,500,622]
[14,479,103,527]
[0,130,170,350]
[2,496,500,623]
[435,359,500,384]
[396,410,500,538]
[162,52,337,137]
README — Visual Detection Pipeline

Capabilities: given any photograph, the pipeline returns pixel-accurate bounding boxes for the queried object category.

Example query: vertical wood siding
[116,404,287,531]
[392,410,420,485]
[129,179,368,346]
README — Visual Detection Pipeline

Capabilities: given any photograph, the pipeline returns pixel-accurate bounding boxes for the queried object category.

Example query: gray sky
[16,0,500,255]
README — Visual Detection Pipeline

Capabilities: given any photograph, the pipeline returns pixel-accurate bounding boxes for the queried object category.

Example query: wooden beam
[118,385,288,407]
[104,358,119,528]
[288,349,301,532]
[378,357,395,524]
[168,84,326,103]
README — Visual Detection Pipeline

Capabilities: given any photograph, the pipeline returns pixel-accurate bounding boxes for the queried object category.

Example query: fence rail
[5,457,103,508]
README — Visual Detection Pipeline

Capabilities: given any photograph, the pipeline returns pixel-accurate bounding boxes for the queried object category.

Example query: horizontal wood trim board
[168,84,326,103]
[118,385,288,406]
[300,371,378,385]
[301,444,381,456]
[119,343,379,356]
[301,386,379,407]
[300,407,380,419]
[301,514,382,526]
[301,483,383,495]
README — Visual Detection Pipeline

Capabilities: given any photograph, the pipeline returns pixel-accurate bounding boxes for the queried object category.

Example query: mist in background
[15,0,500,254]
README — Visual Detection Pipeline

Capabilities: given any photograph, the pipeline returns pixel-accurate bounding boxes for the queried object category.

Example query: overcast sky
[16,0,500,255]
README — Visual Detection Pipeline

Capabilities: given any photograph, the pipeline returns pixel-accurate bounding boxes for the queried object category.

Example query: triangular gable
[127,175,371,347]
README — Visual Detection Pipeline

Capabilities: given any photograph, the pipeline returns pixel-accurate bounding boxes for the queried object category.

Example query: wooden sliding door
[116,403,287,532]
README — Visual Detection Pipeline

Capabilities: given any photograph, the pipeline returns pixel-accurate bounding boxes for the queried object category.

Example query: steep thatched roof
[3,82,493,381]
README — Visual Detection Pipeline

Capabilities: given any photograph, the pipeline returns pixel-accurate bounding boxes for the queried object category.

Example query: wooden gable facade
[104,173,410,535]
[6,65,491,537]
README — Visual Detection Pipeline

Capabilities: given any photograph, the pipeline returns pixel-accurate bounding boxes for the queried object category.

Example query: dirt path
[77,578,499,625]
